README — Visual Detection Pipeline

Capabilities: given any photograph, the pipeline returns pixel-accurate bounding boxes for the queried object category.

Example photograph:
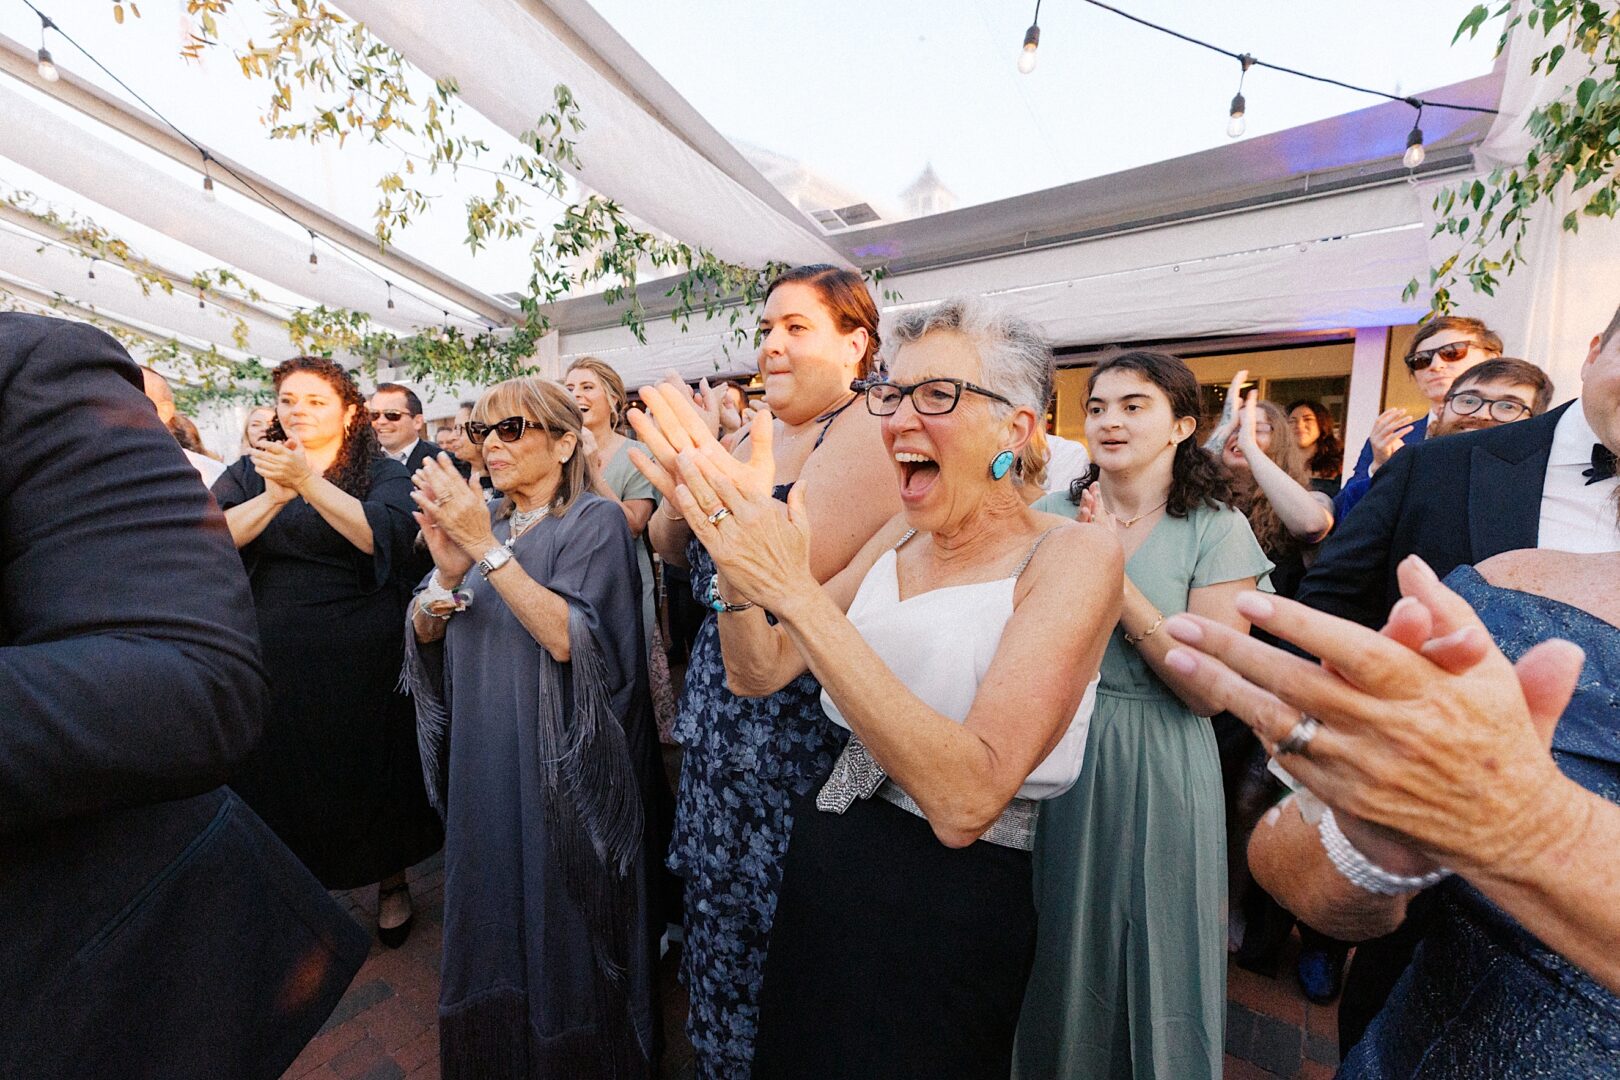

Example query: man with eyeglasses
[1335,316,1503,520]
[367,382,434,472]
[1290,303,1620,1061]
[1427,358,1553,439]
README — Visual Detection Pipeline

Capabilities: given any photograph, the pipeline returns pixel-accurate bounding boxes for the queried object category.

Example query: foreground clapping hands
[409,452,489,577]
[1159,554,1587,880]
[628,382,812,612]
[250,437,313,504]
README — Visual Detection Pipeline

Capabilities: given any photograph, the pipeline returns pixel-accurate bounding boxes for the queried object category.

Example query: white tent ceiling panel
[0,78,444,335]
[342,0,846,271]
[0,227,293,358]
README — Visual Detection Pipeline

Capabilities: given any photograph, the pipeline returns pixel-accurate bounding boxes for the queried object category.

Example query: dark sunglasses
[859,377,1015,417]
[368,409,411,422]
[1405,340,1477,371]
[463,416,557,446]
[1444,390,1533,423]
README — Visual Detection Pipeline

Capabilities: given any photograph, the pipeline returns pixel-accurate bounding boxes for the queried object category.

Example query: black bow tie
[1584,443,1617,486]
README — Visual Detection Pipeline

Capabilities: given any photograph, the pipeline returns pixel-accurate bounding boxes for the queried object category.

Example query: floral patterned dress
[669,474,849,1078]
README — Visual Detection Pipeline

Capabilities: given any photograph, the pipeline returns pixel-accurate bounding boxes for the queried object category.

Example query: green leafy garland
[1413,2,1620,312]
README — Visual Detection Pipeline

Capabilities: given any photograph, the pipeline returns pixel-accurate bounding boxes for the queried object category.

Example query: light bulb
[307,251,319,274]
[1403,126,1426,169]
[37,47,59,82]
[1227,93,1247,138]
[1017,24,1039,74]
[202,174,216,202]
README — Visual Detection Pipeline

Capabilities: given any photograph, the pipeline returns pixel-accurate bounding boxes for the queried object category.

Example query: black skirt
[752,792,1037,1080]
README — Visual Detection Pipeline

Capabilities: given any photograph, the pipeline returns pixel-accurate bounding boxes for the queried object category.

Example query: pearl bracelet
[1317,807,1452,896]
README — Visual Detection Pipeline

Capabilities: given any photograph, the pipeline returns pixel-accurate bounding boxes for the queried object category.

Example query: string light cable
[1015,0,1498,164]
[16,0,491,330]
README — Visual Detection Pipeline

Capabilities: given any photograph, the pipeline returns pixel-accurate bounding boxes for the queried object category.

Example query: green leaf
[1577,78,1597,109]
[1453,4,1491,43]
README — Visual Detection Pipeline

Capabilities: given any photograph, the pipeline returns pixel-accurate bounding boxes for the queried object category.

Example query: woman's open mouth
[895,451,940,501]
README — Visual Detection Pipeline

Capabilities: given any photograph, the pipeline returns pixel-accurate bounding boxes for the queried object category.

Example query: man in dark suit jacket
[0,314,370,1079]
[1293,304,1620,1056]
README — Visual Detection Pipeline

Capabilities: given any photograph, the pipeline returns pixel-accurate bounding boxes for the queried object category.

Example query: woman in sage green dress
[566,359,660,650]
[1018,350,1271,1080]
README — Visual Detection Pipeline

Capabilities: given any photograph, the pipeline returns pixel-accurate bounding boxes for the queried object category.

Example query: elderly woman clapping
[1161,552,1620,1079]
[631,298,1121,1080]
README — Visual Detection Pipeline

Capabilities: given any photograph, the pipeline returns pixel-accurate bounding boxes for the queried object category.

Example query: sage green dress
[1016,496,1272,1080]
[601,437,660,653]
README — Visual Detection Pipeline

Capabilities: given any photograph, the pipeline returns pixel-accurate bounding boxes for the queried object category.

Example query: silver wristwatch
[476,544,514,578]
[1317,807,1452,896]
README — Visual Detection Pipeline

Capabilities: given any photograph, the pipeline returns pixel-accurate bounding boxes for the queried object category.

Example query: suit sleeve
[1294,438,1416,630]
[0,320,267,834]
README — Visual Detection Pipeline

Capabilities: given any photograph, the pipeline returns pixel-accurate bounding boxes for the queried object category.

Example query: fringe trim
[400,614,452,821]
[440,988,650,1080]
[534,605,646,992]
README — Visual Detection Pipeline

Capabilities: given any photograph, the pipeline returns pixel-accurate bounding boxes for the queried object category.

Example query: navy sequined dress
[667,486,849,1079]
[1340,565,1620,1079]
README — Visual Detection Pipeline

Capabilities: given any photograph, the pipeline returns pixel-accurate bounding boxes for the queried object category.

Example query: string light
[1404,102,1426,168]
[86,258,96,281]
[386,282,395,310]
[201,151,217,202]
[1040,1,1498,164]
[1227,54,1253,138]
[307,231,319,274]
[35,12,58,82]
[1018,0,1041,74]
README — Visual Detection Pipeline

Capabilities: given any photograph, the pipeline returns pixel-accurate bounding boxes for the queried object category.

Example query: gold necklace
[1104,498,1167,528]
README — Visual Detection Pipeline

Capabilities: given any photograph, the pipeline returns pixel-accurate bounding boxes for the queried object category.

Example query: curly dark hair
[1285,399,1344,479]
[1068,349,1232,518]
[264,356,380,498]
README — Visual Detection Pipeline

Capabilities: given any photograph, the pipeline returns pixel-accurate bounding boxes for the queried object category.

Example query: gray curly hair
[886,297,1054,418]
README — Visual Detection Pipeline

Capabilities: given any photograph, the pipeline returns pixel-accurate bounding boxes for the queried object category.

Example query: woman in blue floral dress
[636,265,898,1078]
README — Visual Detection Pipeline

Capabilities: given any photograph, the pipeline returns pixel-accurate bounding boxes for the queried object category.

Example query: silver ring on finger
[1275,714,1322,758]
[706,506,733,526]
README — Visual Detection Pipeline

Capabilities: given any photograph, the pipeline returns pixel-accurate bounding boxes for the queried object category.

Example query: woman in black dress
[213,356,441,944]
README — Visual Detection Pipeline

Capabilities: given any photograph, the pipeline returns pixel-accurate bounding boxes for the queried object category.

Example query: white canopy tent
[1,0,1608,460]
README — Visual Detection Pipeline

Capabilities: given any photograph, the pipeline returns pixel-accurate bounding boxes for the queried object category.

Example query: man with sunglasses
[367,382,434,472]
[1290,303,1620,1061]
[1428,357,1553,439]
[1335,316,1503,520]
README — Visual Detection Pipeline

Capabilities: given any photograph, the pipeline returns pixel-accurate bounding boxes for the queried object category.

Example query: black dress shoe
[377,884,414,949]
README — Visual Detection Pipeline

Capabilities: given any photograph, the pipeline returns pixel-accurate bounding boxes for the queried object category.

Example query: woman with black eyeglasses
[631,298,1120,1080]
[404,375,662,1079]
[1336,316,1503,520]
[213,356,442,945]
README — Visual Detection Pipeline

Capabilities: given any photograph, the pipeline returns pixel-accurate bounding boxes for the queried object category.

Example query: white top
[1537,402,1620,554]
[1043,433,1092,494]
[819,545,1098,801]
[184,448,226,487]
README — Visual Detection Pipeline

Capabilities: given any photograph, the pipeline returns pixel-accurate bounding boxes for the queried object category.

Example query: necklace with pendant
[1105,498,1167,528]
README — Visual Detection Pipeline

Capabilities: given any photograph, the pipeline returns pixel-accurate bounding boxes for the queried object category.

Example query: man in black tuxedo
[0,313,369,1079]
[1292,301,1620,1055]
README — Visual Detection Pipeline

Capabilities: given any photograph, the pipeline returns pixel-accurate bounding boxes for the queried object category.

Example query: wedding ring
[435,494,452,507]
[1275,715,1322,758]
[706,506,733,525]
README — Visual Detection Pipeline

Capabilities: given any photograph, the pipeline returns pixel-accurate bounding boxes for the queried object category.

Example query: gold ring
[706,507,733,525]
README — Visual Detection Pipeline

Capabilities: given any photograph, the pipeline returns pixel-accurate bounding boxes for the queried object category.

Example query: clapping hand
[1158,556,1584,877]
[410,453,490,576]
[251,438,315,500]
[1369,408,1416,470]
[1236,390,1263,456]
[628,383,777,511]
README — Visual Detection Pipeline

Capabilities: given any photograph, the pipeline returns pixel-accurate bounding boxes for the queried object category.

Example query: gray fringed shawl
[401,494,655,1078]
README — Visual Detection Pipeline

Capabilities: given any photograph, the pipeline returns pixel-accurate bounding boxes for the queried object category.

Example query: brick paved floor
[280,847,1338,1080]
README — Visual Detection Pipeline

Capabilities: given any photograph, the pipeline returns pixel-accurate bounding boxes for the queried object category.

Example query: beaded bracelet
[706,575,754,614]
[1123,614,1165,646]
[1317,807,1452,896]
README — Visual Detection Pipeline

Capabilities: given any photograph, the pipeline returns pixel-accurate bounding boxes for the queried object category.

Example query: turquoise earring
[989,449,1016,480]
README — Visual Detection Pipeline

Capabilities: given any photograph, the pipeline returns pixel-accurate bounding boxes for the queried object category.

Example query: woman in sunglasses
[404,376,661,1079]
[1336,316,1502,520]
[631,298,1120,1079]
[212,356,442,945]
[638,265,898,1079]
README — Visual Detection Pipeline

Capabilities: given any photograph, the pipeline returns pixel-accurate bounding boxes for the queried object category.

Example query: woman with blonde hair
[405,376,661,1078]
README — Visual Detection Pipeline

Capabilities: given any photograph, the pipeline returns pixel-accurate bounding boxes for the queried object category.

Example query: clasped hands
[1160,555,1586,882]
[627,383,814,612]
[250,438,316,505]
[409,453,494,582]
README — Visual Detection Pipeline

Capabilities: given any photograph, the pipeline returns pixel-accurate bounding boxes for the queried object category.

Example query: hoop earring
[989,450,1016,480]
